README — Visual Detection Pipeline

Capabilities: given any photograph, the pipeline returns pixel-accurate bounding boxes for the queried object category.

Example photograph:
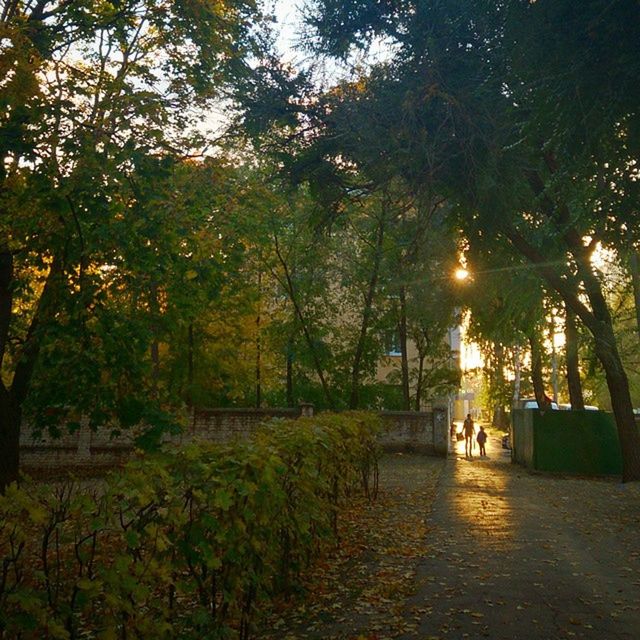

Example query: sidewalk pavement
[258,430,640,639]
[400,432,640,639]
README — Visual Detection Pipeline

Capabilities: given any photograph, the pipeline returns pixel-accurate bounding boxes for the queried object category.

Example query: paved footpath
[400,433,640,640]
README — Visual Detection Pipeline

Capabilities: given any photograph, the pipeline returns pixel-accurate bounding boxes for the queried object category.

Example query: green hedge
[0,412,381,639]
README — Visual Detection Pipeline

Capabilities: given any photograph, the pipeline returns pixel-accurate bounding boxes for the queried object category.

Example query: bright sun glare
[455,268,470,281]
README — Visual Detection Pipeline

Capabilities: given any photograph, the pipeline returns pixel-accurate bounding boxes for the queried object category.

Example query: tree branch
[501,225,597,333]
[11,250,65,406]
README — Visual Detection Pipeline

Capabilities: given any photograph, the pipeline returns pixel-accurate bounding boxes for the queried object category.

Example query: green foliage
[280,1,640,463]
[0,412,382,639]
[0,0,271,488]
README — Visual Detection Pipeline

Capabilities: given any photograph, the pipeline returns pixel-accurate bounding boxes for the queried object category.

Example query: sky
[272,1,305,63]
[270,0,352,86]
[199,2,305,141]
[270,0,398,81]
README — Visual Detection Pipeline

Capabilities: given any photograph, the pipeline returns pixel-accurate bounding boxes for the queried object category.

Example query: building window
[385,330,402,356]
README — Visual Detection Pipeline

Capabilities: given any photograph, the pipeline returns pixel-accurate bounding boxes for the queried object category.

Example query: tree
[384,197,460,410]
[564,307,585,411]
[292,0,640,480]
[0,0,265,490]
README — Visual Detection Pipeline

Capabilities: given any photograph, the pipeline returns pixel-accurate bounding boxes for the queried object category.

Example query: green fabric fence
[511,409,622,475]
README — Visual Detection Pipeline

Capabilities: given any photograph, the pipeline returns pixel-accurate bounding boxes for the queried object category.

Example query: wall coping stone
[194,407,300,418]
[379,411,432,418]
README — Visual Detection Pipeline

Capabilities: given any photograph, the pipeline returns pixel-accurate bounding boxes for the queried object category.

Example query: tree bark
[550,317,559,404]
[349,214,386,409]
[255,271,262,409]
[286,343,294,408]
[524,164,640,478]
[512,345,521,408]
[0,248,12,370]
[149,281,160,398]
[414,353,425,411]
[564,307,584,410]
[0,386,21,492]
[491,342,508,428]
[273,235,335,409]
[0,247,66,491]
[413,327,431,411]
[579,267,640,482]
[12,250,66,408]
[505,226,640,481]
[529,332,549,410]
[255,320,261,409]
[629,250,640,339]
[397,285,411,411]
[187,322,194,408]
[590,318,640,477]
[150,339,160,395]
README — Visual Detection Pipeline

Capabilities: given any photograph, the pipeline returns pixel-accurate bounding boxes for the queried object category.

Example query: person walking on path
[463,414,475,457]
[477,425,487,457]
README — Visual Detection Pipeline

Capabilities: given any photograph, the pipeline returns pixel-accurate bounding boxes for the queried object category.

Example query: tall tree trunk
[0,248,14,489]
[590,318,640,479]
[255,271,262,409]
[397,285,410,411]
[414,352,425,411]
[0,248,65,491]
[528,333,549,410]
[580,267,640,482]
[286,342,294,408]
[512,345,521,408]
[491,342,509,426]
[187,322,194,408]
[149,281,160,398]
[413,327,430,411]
[0,248,11,370]
[549,317,559,403]
[255,320,261,409]
[506,225,640,480]
[349,214,386,409]
[273,235,335,409]
[564,307,584,410]
[150,339,160,395]
[0,388,20,492]
[530,162,640,478]
[629,250,640,339]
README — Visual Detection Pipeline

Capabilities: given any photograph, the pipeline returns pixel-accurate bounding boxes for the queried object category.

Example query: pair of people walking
[463,414,487,457]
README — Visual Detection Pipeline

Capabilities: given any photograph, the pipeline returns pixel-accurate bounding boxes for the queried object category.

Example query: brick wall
[179,407,303,444]
[379,408,448,456]
[20,403,446,474]
[20,421,145,471]
[20,407,310,473]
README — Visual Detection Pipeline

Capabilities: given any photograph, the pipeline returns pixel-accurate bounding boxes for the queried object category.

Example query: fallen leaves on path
[259,441,640,640]
[257,454,445,639]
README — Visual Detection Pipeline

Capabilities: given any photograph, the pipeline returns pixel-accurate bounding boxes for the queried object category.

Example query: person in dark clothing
[463,414,475,457]
[477,425,487,457]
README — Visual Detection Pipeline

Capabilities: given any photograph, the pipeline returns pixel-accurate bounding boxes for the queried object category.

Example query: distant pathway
[400,433,640,639]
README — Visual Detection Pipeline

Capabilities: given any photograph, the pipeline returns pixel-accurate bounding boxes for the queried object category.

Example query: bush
[0,411,381,639]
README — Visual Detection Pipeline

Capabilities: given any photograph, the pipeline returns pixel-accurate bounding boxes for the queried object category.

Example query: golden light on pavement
[451,434,515,544]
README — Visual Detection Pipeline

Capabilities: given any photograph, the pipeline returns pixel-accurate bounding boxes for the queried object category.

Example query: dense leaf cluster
[248,0,640,478]
[0,411,381,639]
